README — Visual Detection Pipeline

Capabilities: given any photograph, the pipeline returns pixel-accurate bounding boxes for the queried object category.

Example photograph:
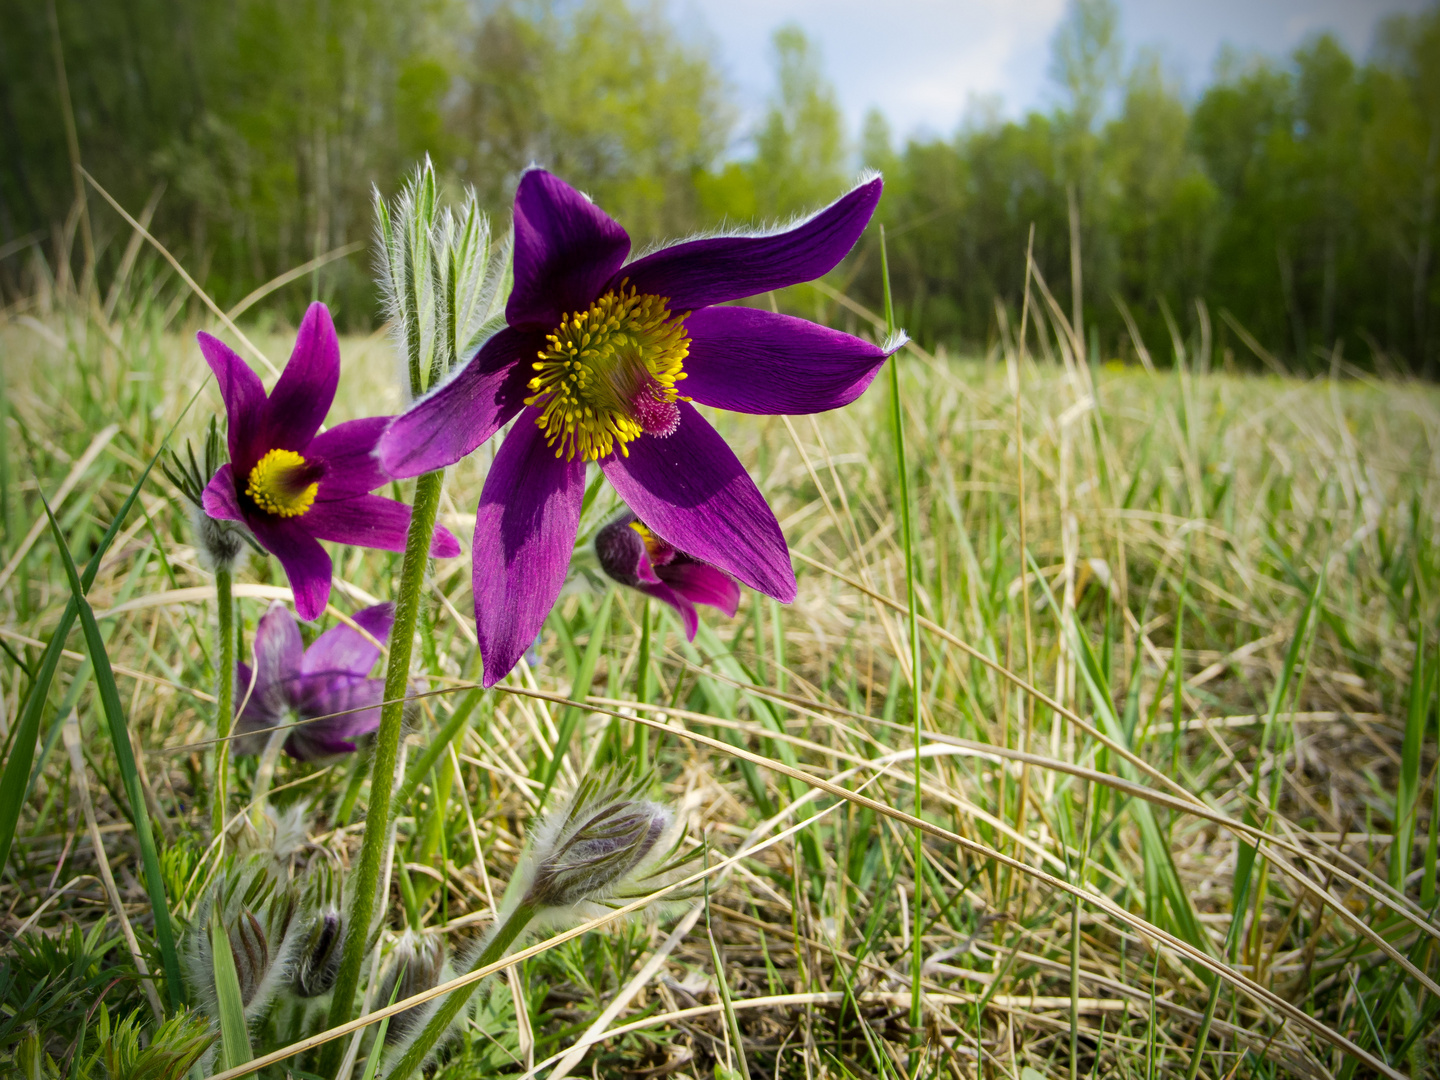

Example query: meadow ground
[1,290,1438,1079]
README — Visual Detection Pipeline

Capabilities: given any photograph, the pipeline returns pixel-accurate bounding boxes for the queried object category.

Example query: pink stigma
[632,384,681,438]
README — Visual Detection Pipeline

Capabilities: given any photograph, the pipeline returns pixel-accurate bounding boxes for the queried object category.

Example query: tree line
[4,0,1439,375]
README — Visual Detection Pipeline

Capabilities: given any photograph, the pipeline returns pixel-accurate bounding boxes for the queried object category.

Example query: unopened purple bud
[378,934,448,1042]
[293,910,343,998]
[228,909,270,1007]
[525,796,669,910]
[594,516,649,587]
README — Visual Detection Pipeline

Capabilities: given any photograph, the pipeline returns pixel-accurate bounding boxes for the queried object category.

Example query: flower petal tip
[430,523,462,559]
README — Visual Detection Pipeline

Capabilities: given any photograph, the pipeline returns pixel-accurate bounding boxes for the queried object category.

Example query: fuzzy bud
[293,909,343,998]
[191,504,250,573]
[227,908,270,1007]
[374,157,509,401]
[523,778,671,911]
[594,515,653,587]
[377,933,449,1043]
[162,415,258,573]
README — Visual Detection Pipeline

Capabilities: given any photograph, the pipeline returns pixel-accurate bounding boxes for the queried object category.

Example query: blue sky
[674,0,1430,143]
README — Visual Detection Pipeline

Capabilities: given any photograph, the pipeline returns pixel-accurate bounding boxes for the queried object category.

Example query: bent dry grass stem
[4,259,1439,1079]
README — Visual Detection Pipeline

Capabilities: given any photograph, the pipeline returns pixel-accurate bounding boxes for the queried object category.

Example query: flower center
[526,283,690,462]
[629,521,676,567]
[246,449,321,518]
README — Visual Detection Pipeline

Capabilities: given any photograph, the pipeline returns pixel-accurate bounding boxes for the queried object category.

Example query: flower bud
[162,416,257,572]
[595,515,667,587]
[374,157,507,400]
[377,932,449,1043]
[593,515,740,641]
[227,908,269,1007]
[293,909,343,998]
[522,774,671,911]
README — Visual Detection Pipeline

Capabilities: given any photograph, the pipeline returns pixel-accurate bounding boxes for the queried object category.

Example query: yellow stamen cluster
[246,449,319,518]
[628,520,673,564]
[525,284,690,461]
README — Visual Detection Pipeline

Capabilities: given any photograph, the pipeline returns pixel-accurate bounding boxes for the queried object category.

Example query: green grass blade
[358,982,401,1080]
[40,493,183,1010]
[0,430,171,876]
[704,852,751,1080]
[1065,606,1208,953]
[880,223,926,1069]
[1423,644,1440,910]
[1391,630,1430,890]
[1024,549,1209,954]
[394,683,486,812]
[209,917,254,1069]
[541,587,613,805]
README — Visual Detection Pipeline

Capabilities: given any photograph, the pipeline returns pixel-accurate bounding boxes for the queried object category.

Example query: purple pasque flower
[379,169,899,686]
[200,302,461,621]
[234,601,393,761]
[595,514,738,640]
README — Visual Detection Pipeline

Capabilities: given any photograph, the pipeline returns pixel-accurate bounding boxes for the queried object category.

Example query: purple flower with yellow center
[234,601,394,761]
[379,169,899,686]
[595,514,738,640]
[200,302,460,621]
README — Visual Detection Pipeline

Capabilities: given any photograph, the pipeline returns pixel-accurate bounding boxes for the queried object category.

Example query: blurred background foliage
[4,0,1440,376]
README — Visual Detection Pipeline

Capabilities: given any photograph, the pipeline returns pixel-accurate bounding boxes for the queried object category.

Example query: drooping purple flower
[200,302,460,621]
[379,170,900,686]
[233,601,394,761]
[595,514,739,640]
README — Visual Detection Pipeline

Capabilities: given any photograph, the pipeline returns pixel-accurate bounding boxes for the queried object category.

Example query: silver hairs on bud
[374,156,510,401]
[293,909,343,998]
[191,503,250,574]
[376,932,452,1053]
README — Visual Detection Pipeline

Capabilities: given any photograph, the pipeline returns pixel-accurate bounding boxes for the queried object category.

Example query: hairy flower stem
[321,468,445,1076]
[385,902,537,1080]
[881,227,924,1067]
[213,566,234,841]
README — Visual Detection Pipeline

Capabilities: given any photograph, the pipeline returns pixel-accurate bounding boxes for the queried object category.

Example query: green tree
[1368,7,1440,375]
[751,24,849,219]
[451,0,731,244]
[1103,52,1218,349]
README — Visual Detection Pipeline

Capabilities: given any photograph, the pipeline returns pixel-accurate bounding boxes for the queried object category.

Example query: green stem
[880,228,924,1065]
[213,566,234,841]
[385,902,537,1080]
[322,468,445,1075]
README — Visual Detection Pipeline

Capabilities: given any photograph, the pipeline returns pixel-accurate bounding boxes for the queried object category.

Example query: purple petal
[233,659,280,733]
[303,494,461,558]
[288,677,385,760]
[250,517,333,621]
[684,306,891,414]
[658,560,741,617]
[599,403,796,602]
[252,601,304,706]
[264,302,340,451]
[377,328,541,478]
[472,410,586,687]
[639,582,699,640]
[613,178,881,311]
[202,465,245,523]
[308,416,391,498]
[198,332,267,471]
[507,170,630,329]
[301,602,394,680]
